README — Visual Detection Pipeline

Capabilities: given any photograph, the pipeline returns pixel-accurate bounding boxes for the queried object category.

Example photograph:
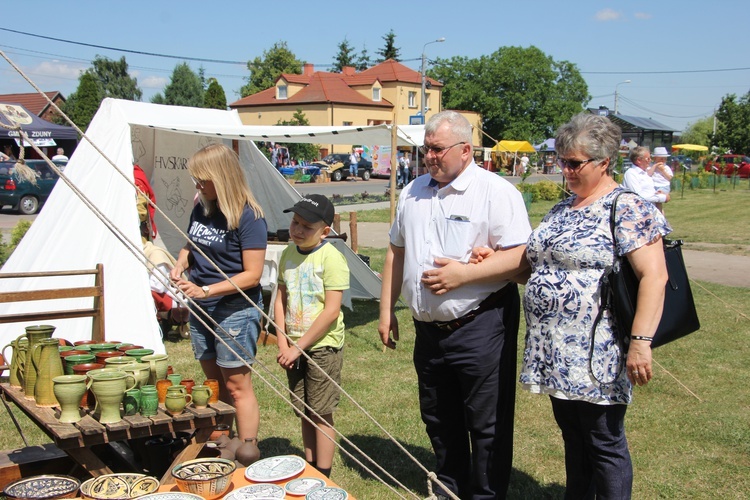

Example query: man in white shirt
[379,111,531,499]
[622,146,669,206]
[51,148,68,161]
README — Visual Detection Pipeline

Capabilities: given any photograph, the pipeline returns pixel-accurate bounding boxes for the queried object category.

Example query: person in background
[52,148,68,161]
[622,146,670,207]
[3,145,16,161]
[348,148,359,181]
[521,113,670,498]
[275,194,349,478]
[650,146,674,212]
[271,143,281,170]
[170,143,267,446]
[520,153,530,174]
[379,110,531,499]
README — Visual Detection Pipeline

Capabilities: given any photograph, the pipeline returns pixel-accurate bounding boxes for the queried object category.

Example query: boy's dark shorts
[287,347,343,416]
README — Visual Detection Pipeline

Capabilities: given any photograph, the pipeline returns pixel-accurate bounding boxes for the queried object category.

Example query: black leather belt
[423,286,511,333]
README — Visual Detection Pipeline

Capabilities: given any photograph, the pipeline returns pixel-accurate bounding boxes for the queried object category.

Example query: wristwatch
[201,285,210,298]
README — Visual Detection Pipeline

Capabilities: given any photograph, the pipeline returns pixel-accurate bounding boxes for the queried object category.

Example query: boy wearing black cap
[275,194,349,477]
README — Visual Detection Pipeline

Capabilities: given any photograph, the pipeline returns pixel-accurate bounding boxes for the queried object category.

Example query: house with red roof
[0,91,66,123]
[229,59,479,155]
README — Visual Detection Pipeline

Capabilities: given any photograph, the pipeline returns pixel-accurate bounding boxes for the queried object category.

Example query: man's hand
[421,258,467,295]
[378,313,399,350]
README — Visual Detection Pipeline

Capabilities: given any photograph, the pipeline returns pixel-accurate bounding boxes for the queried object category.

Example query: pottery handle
[125,373,137,392]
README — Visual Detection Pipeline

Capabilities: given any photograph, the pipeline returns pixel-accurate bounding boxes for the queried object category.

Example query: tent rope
[1,49,452,498]
[0,112,35,183]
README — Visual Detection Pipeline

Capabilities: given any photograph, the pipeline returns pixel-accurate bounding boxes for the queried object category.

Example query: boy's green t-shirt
[278,241,349,350]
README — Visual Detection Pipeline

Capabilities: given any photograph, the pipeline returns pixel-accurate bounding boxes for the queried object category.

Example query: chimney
[303,63,314,76]
[342,66,356,76]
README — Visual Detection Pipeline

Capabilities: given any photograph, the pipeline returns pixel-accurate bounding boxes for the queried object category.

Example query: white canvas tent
[0,98,391,352]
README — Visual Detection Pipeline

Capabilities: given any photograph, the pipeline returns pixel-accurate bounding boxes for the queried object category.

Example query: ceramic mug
[141,354,169,385]
[52,374,87,423]
[191,385,213,409]
[204,379,221,404]
[165,392,192,415]
[123,388,141,416]
[156,379,172,404]
[140,385,159,417]
[88,370,136,424]
[167,373,182,386]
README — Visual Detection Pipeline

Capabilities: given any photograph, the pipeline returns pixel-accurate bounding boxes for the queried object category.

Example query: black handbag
[605,191,701,348]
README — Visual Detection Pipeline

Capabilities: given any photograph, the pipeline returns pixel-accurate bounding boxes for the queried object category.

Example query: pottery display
[3,474,80,500]
[79,473,159,500]
[32,338,65,407]
[3,335,27,388]
[165,392,192,415]
[203,379,220,404]
[52,375,87,423]
[191,385,212,409]
[124,348,155,363]
[22,325,56,399]
[88,370,136,424]
[139,385,159,417]
[171,458,236,500]
[63,354,96,375]
[141,354,169,385]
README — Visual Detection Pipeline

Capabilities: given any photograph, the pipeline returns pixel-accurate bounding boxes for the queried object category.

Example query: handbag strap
[588,189,630,384]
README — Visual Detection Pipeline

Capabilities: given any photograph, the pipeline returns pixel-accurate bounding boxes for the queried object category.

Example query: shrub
[0,220,32,266]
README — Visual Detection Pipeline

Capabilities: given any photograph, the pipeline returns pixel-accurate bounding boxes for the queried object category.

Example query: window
[408,91,416,108]
[372,87,381,101]
[343,121,353,126]
[425,93,430,111]
[277,85,288,100]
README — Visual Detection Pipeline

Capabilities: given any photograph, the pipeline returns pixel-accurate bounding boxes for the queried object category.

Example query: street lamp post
[614,79,631,114]
[417,37,445,178]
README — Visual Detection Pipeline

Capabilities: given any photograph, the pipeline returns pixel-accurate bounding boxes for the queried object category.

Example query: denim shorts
[190,293,263,369]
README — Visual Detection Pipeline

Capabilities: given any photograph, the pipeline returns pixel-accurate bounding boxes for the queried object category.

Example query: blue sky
[1,0,747,134]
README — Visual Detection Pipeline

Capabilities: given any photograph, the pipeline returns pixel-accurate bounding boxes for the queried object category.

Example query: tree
[60,71,103,131]
[162,63,205,107]
[241,42,303,97]
[332,38,356,72]
[355,44,371,71]
[430,46,589,145]
[277,109,319,163]
[713,91,750,154]
[680,116,714,148]
[375,30,400,62]
[204,78,227,110]
[89,55,142,101]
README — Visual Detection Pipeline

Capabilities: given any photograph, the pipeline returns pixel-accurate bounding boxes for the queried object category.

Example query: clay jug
[180,378,195,394]
[139,385,159,417]
[23,325,56,399]
[191,385,212,409]
[235,438,261,466]
[121,362,150,389]
[88,370,136,424]
[31,338,65,407]
[204,379,220,404]
[3,335,28,388]
[141,354,169,385]
[165,392,192,415]
[52,375,87,423]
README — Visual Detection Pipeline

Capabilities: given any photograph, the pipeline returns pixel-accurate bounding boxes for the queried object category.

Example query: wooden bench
[0,264,105,342]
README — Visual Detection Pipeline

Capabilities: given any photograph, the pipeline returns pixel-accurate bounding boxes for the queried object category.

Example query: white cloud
[634,12,652,20]
[140,75,168,90]
[34,60,86,79]
[595,8,622,21]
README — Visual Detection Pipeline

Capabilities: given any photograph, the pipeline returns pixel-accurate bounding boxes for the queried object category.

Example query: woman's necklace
[573,180,615,208]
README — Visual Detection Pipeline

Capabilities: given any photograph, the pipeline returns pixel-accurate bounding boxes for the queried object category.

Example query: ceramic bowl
[3,474,80,500]
[79,474,160,500]
[171,458,236,500]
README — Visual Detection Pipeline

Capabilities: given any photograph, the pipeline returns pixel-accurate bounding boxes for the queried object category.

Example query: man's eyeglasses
[556,157,600,171]
[191,176,206,189]
[418,142,466,157]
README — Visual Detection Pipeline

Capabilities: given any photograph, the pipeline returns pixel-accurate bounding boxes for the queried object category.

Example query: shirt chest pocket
[441,217,473,260]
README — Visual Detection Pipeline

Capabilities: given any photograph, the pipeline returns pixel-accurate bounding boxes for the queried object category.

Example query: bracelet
[631,335,654,342]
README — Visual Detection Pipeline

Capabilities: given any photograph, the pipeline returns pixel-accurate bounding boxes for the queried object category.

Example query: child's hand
[277,346,301,370]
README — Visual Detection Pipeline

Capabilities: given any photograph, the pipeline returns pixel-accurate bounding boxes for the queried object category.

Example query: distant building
[0,91,66,123]
[590,106,677,149]
[229,60,481,155]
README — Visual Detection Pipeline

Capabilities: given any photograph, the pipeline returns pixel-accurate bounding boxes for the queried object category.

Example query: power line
[581,67,750,75]
[617,96,711,119]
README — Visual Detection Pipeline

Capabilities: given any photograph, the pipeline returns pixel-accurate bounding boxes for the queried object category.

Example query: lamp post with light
[614,79,631,114]
[415,37,445,178]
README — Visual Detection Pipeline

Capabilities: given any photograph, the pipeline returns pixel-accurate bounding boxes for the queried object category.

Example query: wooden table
[0,383,234,484]
[159,462,356,499]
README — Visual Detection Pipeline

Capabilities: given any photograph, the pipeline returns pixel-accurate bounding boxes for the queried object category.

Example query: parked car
[705,154,750,178]
[669,154,693,171]
[0,160,66,214]
[312,153,372,181]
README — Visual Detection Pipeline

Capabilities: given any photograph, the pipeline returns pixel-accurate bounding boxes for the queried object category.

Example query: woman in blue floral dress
[520,114,671,499]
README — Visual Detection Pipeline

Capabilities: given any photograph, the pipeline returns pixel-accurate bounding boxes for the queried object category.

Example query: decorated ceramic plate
[244,455,306,483]
[305,487,348,500]
[137,493,204,500]
[223,483,285,500]
[284,478,326,496]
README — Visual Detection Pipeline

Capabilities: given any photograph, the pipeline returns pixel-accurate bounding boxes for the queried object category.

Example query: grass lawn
[1,187,748,498]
